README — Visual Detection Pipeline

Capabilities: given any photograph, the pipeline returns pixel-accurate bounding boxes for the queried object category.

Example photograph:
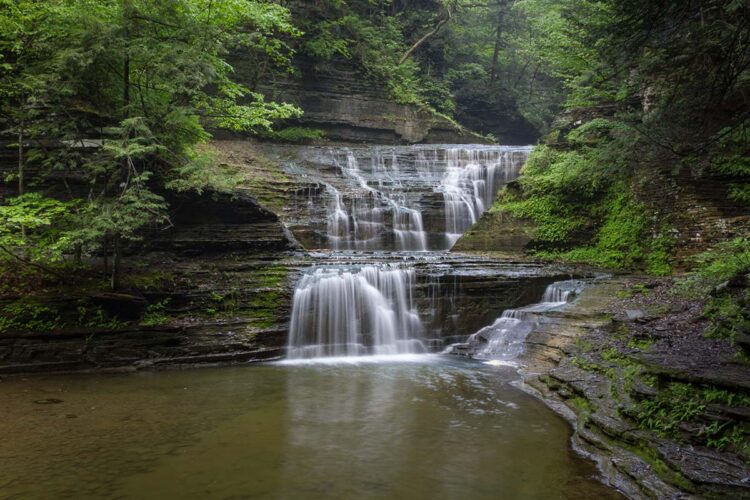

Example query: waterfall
[448,281,581,360]
[284,144,532,360]
[287,265,427,359]
[290,145,531,251]
[439,148,526,248]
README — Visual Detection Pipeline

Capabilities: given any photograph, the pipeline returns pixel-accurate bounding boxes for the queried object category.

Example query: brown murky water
[0,355,621,499]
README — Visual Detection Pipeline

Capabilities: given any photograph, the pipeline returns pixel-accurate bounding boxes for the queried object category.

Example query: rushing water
[0,359,621,499]
[287,264,426,358]
[448,280,585,361]
[281,145,531,251]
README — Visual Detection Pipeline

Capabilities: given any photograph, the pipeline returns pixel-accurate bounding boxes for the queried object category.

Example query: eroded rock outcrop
[246,59,490,144]
[515,278,750,499]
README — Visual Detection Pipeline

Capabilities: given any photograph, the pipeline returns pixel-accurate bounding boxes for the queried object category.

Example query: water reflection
[0,359,621,499]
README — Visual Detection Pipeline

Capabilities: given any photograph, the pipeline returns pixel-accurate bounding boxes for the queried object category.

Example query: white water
[287,264,427,359]
[314,145,530,251]
[451,281,580,360]
[286,144,533,360]
[439,148,525,247]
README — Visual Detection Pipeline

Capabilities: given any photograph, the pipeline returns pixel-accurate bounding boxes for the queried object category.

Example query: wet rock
[517,277,750,499]
[657,442,750,494]
[626,309,646,321]
[248,57,496,144]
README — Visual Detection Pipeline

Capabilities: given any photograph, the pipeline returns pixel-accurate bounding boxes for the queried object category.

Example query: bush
[264,127,326,144]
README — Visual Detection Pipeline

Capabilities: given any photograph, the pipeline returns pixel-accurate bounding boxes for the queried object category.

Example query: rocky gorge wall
[245,58,489,144]
[0,186,305,374]
[0,141,566,374]
[511,278,750,498]
[453,162,750,261]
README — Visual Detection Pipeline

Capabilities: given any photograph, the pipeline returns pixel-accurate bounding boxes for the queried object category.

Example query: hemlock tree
[0,0,302,288]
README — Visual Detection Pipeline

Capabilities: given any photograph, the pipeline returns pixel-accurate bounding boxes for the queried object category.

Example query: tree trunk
[103,232,109,277]
[111,233,121,290]
[111,0,130,292]
[18,121,26,244]
[18,122,24,197]
[490,5,505,84]
[398,4,453,65]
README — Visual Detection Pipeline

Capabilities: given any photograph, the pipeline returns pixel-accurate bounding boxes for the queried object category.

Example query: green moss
[261,127,326,144]
[491,128,676,274]
[619,441,697,493]
[627,337,655,350]
[678,237,750,296]
[126,271,175,291]
[570,396,593,414]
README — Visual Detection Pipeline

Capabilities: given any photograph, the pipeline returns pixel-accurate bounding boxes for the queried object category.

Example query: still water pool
[0,355,620,499]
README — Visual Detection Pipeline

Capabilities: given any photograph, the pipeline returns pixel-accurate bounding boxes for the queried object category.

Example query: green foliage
[166,148,243,195]
[0,0,303,285]
[77,305,125,330]
[708,124,750,203]
[704,294,750,341]
[0,298,63,333]
[677,239,750,342]
[0,194,78,263]
[262,127,327,144]
[634,382,750,456]
[680,238,750,295]
[141,299,171,327]
[496,140,674,273]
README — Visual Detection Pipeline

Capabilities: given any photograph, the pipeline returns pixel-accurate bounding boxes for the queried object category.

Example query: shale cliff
[246,58,490,144]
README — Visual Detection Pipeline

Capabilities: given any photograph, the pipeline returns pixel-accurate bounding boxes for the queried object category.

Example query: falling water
[448,281,581,360]
[439,148,525,247]
[285,144,532,360]
[289,145,531,251]
[287,264,427,359]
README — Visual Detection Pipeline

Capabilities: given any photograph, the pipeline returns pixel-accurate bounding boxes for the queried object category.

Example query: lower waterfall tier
[287,265,426,359]
[285,255,585,360]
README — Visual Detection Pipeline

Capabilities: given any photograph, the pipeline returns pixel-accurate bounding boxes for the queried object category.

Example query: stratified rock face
[245,59,489,144]
[284,253,575,358]
[453,208,536,253]
[261,144,532,251]
[147,190,301,254]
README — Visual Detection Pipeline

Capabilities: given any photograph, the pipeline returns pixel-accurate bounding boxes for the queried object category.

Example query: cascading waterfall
[306,145,530,251]
[439,148,526,247]
[448,281,580,360]
[285,144,533,360]
[287,264,426,359]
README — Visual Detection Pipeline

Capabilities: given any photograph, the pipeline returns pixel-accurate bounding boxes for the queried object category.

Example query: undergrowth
[494,127,674,274]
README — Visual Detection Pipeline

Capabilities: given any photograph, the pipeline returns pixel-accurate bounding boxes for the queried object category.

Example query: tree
[0,0,302,288]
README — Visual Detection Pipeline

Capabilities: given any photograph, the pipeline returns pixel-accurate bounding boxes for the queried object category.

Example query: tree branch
[398,5,454,65]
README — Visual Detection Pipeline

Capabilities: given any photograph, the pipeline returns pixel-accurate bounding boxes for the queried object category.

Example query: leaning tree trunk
[398,4,453,65]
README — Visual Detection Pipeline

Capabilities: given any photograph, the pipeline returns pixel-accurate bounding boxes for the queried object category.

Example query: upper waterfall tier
[277,144,532,251]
